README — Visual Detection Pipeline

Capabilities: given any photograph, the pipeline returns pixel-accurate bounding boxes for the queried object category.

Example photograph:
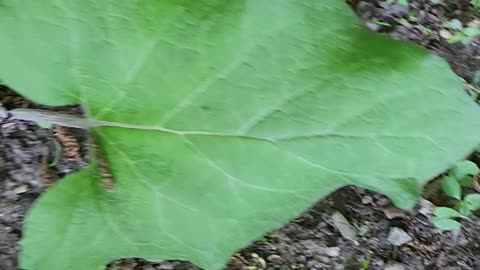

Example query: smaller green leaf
[450,160,480,180]
[458,201,472,216]
[448,32,466,43]
[441,176,462,199]
[463,27,480,37]
[398,18,410,27]
[464,194,480,211]
[433,217,461,231]
[434,207,461,218]
[445,19,463,31]
[459,176,474,188]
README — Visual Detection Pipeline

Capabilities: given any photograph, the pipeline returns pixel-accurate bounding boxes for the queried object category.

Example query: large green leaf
[0,1,479,269]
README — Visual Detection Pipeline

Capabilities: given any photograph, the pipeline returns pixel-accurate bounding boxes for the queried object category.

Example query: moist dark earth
[2,1,480,270]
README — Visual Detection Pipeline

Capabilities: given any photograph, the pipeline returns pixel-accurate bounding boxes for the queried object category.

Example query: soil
[1,1,480,270]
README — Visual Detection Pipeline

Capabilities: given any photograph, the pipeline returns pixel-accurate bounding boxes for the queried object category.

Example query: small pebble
[267,254,283,264]
[388,227,412,246]
[385,262,406,270]
[418,199,435,217]
[324,247,340,257]
[358,225,370,236]
[366,22,381,31]
[361,195,373,205]
[1,122,15,128]
[251,253,266,269]
[376,197,390,207]
[331,211,357,242]
[303,250,313,258]
[383,207,407,220]
[468,19,480,28]
[439,29,452,39]
[296,255,306,263]
[13,185,28,194]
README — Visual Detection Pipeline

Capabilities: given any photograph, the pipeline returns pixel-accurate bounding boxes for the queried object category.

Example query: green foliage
[441,176,462,199]
[472,0,480,9]
[360,259,371,270]
[450,160,480,179]
[435,161,480,230]
[434,207,461,218]
[0,1,479,269]
[445,21,480,45]
[464,193,480,210]
[445,19,463,31]
[458,201,472,216]
[433,217,462,231]
[432,0,480,9]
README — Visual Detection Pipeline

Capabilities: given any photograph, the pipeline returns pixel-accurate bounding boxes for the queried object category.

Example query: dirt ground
[1,1,480,270]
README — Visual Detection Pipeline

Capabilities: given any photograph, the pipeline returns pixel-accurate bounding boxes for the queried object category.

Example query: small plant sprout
[444,19,480,44]
[434,161,480,230]
[445,19,463,31]
[472,0,480,10]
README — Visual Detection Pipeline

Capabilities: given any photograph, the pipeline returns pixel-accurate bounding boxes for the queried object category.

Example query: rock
[13,185,28,194]
[303,249,314,258]
[301,240,323,255]
[387,3,410,18]
[418,199,435,217]
[251,253,266,269]
[355,1,375,20]
[156,263,176,270]
[376,197,390,207]
[358,224,370,236]
[366,22,381,32]
[383,207,407,220]
[307,261,325,269]
[385,262,406,270]
[439,29,452,39]
[361,195,373,205]
[387,227,413,246]
[0,105,7,119]
[468,19,480,28]
[317,256,331,264]
[373,259,385,268]
[267,254,283,264]
[331,211,357,242]
[296,255,306,263]
[323,247,340,257]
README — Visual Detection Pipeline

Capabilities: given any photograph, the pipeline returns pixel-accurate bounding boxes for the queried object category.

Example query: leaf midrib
[10,107,444,143]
